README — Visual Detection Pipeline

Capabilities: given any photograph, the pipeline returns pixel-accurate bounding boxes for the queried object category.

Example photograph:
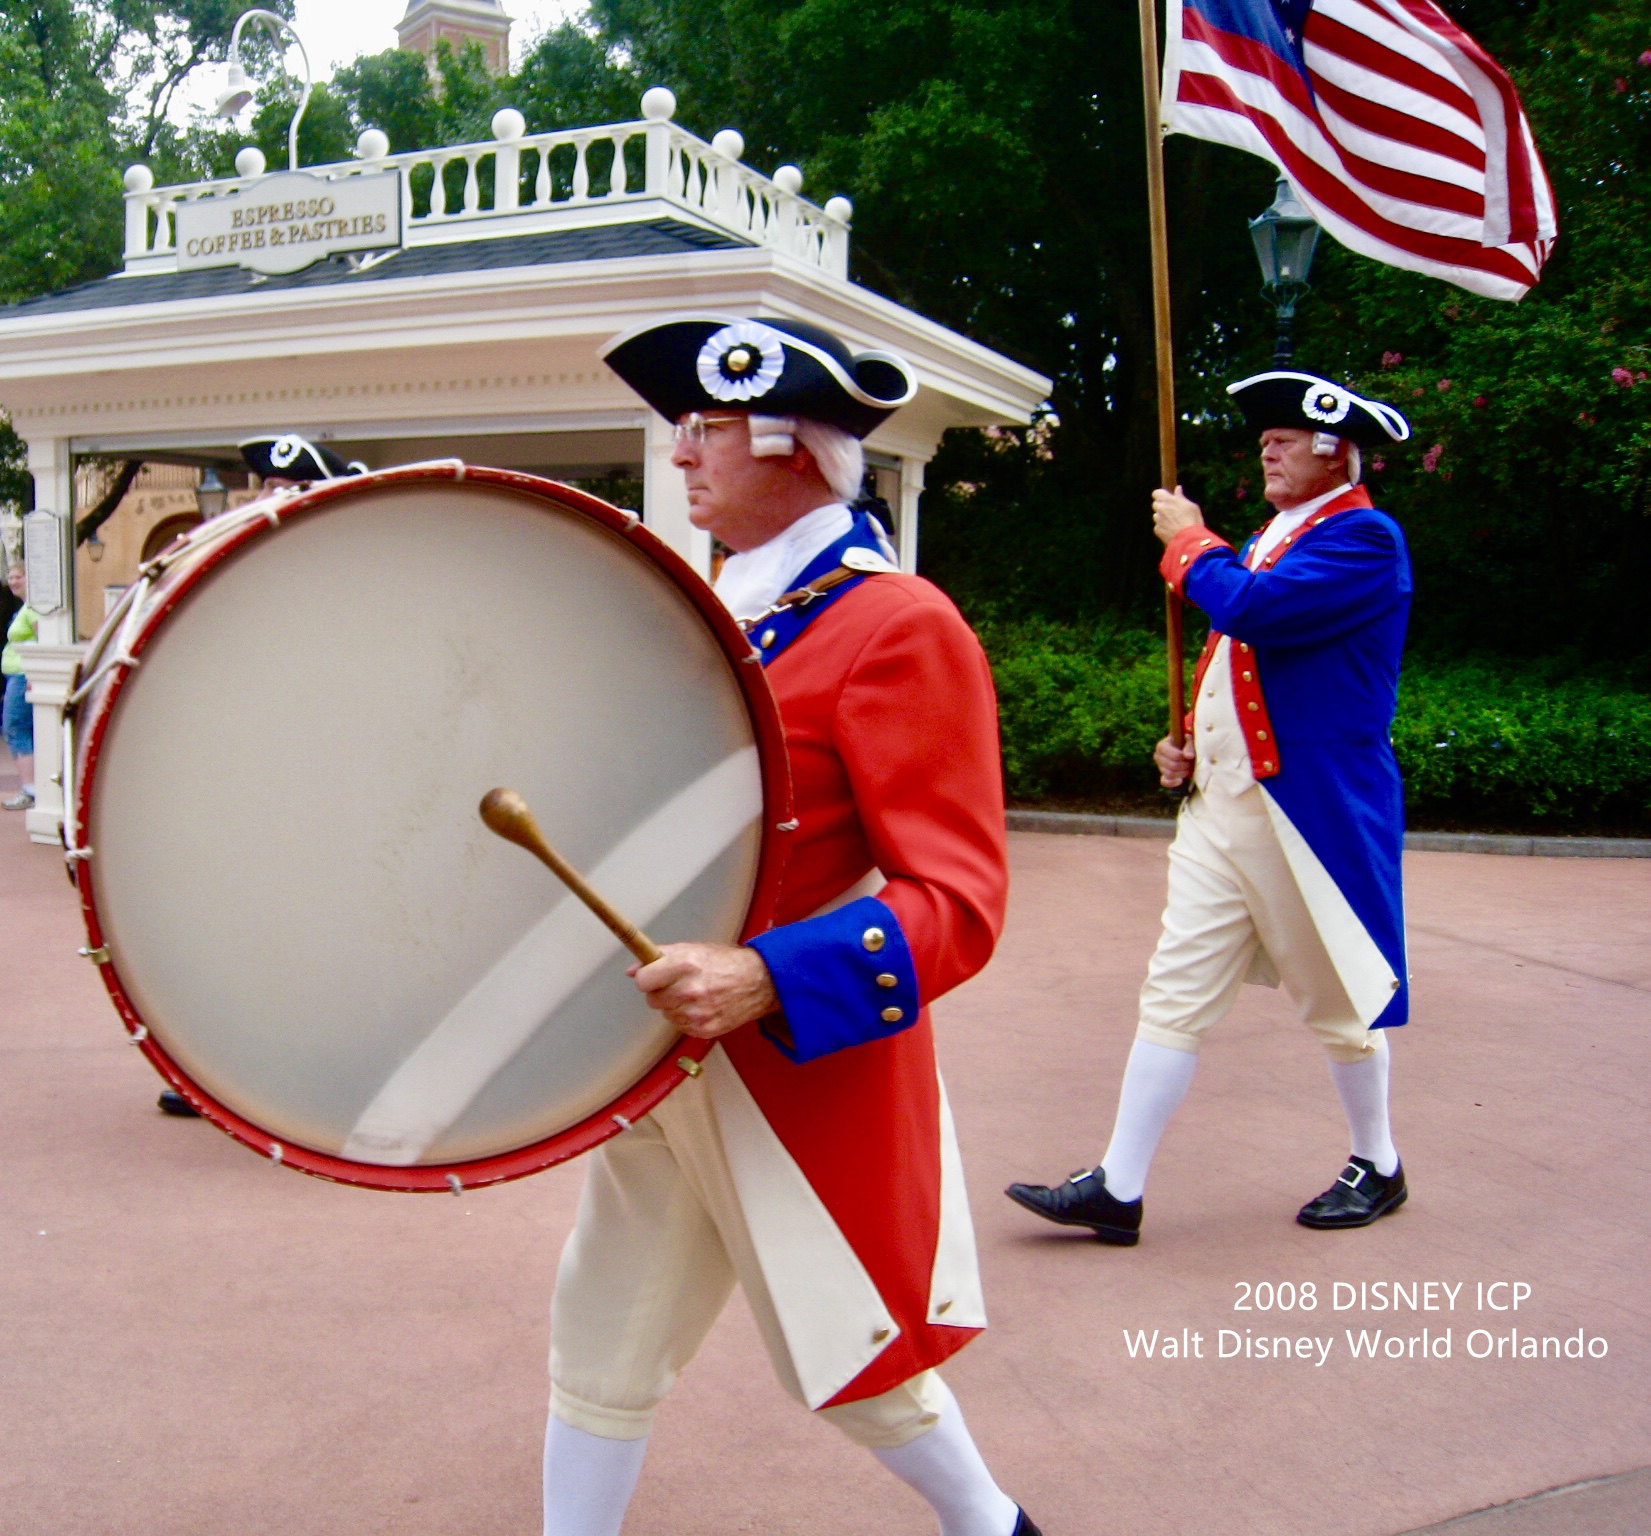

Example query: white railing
[121,87,853,278]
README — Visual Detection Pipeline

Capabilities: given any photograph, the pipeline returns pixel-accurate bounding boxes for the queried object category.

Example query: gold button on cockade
[881,1007,904,1024]
[876,973,897,988]
[760,628,776,648]
[862,928,885,952]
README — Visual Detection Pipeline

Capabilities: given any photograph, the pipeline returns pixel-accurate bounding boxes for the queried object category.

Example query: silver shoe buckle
[1337,1162,1366,1190]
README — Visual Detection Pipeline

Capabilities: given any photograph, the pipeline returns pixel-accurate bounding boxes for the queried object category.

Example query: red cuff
[1160,525,1230,596]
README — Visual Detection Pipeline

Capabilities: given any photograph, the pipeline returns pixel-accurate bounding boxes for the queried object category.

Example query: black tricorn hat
[1227,371,1411,449]
[601,314,918,440]
[239,434,364,482]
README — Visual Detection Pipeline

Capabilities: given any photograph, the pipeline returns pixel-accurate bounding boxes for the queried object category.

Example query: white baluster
[464,151,482,213]
[430,154,449,218]
[156,194,179,252]
[572,137,590,202]
[122,165,153,259]
[535,144,552,206]
[608,130,628,196]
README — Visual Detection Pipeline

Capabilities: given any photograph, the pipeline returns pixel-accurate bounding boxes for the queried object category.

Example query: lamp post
[196,465,228,519]
[216,9,312,172]
[1248,178,1321,365]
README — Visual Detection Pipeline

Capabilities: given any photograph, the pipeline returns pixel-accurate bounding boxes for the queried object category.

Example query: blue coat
[1164,485,1412,1028]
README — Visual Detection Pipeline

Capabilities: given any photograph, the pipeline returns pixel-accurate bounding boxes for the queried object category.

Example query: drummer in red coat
[535,315,1040,1536]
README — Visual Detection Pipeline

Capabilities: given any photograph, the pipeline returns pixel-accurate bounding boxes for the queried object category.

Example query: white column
[20,437,82,845]
[897,456,926,574]
[20,644,82,845]
[642,412,711,579]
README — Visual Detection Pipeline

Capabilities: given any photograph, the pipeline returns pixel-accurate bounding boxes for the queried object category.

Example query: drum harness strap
[736,565,861,637]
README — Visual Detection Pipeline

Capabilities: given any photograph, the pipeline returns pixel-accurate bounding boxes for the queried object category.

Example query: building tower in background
[397,0,514,74]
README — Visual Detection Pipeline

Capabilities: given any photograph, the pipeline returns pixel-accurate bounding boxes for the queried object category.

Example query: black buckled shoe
[158,1089,202,1118]
[1005,1167,1141,1246]
[1012,1510,1043,1536]
[1297,1155,1406,1229]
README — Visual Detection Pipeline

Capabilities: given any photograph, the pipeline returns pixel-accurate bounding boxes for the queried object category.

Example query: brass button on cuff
[862,928,886,952]
[881,1007,904,1024]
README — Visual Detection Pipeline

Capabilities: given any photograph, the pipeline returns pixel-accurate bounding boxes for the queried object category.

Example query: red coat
[720,570,1009,1406]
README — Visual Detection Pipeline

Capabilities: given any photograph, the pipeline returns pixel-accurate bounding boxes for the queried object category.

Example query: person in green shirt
[3,564,36,811]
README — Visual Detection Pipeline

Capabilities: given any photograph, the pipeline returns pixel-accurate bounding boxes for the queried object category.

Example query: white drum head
[75,469,786,1187]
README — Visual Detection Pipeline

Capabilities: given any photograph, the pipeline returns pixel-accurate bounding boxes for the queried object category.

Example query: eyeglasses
[673,413,747,445]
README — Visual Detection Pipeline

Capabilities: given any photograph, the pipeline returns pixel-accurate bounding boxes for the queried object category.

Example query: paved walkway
[1,797,1646,1534]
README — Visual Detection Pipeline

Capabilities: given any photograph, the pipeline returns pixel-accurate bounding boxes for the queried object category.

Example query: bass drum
[66,463,790,1191]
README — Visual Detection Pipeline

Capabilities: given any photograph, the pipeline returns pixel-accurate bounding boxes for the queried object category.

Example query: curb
[1005,808,1651,859]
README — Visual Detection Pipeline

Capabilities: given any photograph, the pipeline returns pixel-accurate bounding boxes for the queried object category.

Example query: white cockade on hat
[697,321,786,403]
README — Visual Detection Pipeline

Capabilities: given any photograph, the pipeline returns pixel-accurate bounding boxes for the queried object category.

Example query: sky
[287,1,582,77]
[170,1,585,121]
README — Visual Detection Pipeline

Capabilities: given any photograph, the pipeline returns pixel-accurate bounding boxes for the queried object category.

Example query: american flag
[1162,0,1557,299]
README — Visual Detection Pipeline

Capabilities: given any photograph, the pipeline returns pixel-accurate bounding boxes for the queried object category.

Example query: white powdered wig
[745,414,865,502]
[1311,431,1361,486]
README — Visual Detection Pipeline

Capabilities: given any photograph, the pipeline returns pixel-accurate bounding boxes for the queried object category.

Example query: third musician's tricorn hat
[601,314,918,439]
[239,434,364,482]
[1227,371,1412,448]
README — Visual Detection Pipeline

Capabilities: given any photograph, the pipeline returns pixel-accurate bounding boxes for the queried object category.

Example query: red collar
[1249,484,1372,572]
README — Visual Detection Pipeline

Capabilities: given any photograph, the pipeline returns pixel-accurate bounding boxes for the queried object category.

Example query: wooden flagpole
[1137,0,1187,748]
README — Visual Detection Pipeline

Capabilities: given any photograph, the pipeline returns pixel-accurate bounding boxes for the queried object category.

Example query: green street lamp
[1248,178,1321,364]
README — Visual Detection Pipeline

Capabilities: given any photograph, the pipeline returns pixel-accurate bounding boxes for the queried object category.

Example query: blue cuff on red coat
[746,896,920,1063]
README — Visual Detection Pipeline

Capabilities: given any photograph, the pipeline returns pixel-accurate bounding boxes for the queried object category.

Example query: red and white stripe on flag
[1162,0,1558,299]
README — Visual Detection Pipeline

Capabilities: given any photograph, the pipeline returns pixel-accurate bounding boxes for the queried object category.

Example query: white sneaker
[2,791,33,811]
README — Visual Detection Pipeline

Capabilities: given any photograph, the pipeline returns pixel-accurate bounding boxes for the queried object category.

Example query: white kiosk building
[0,90,1048,844]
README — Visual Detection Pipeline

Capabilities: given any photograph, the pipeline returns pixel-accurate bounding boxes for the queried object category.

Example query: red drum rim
[69,462,793,1193]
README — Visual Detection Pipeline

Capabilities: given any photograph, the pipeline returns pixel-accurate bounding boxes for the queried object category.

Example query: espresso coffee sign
[175,170,401,276]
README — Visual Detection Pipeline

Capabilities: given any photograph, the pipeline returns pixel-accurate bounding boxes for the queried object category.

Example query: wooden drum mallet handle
[479,788,664,966]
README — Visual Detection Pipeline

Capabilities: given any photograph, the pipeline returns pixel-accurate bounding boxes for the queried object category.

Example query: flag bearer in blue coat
[1007,371,1415,1240]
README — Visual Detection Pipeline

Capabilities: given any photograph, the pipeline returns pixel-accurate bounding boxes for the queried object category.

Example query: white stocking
[870,1380,1019,1536]
[1099,1039,1198,1202]
[1327,1030,1399,1176]
[543,1416,649,1536]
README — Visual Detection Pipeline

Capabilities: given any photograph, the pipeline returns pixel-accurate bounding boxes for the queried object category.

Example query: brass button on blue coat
[862,927,885,952]
[876,973,897,988]
[881,1006,904,1024]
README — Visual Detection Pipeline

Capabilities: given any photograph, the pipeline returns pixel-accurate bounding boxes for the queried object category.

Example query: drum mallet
[478,788,664,966]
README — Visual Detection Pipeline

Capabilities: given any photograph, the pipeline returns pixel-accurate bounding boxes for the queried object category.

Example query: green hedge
[979,619,1651,830]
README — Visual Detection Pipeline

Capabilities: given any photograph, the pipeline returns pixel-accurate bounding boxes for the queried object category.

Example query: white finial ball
[234,146,266,179]
[491,108,526,142]
[773,164,803,194]
[824,195,854,224]
[711,128,745,161]
[123,164,154,193]
[356,127,390,161]
[640,86,676,121]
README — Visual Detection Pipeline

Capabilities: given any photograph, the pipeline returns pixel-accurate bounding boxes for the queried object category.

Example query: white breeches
[549,1068,945,1449]
[1137,779,1377,1064]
